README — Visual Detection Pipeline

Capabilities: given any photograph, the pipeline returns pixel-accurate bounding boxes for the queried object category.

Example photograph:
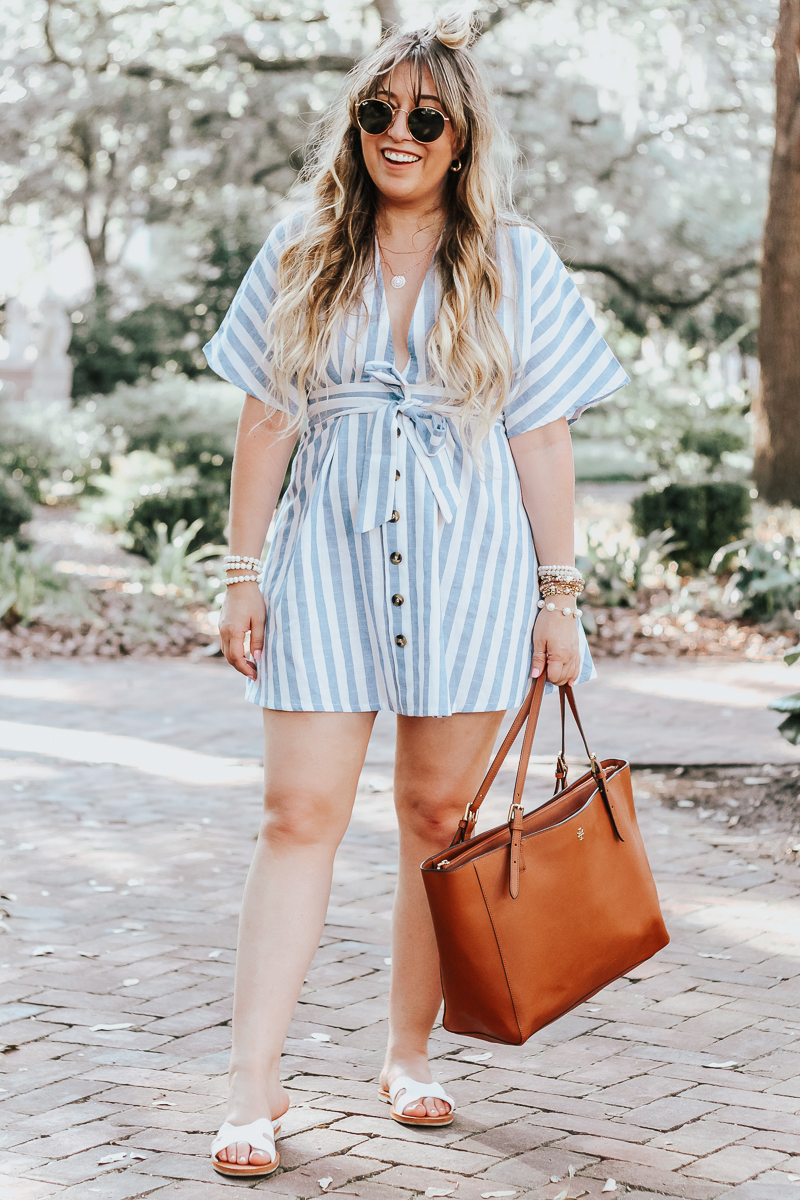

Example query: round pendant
[390,275,406,289]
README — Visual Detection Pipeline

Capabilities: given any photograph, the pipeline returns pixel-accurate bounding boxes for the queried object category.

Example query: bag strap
[560,684,624,841]
[450,675,547,845]
[450,674,623,849]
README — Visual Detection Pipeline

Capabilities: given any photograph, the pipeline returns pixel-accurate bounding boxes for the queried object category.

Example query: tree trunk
[372,0,400,35]
[754,0,800,504]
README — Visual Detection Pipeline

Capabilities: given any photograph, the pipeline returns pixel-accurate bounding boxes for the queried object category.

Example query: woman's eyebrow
[376,87,442,104]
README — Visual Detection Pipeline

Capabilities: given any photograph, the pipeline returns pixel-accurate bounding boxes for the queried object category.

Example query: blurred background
[0,0,798,741]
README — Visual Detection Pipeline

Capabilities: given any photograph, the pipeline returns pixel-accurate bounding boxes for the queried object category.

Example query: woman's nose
[387,108,412,140]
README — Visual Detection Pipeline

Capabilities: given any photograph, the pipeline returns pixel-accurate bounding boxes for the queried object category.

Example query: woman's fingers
[250,605,266,664]
[220,622,257,679]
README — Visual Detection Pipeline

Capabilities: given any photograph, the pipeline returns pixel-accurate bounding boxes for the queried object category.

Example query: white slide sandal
[210,1116,280,1177]
[378,1075,455,1126]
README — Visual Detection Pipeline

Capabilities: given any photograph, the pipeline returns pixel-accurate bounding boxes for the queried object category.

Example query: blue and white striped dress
[204,218,628,716]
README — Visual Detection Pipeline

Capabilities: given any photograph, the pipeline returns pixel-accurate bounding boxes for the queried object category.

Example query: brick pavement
[1,660,799,1200]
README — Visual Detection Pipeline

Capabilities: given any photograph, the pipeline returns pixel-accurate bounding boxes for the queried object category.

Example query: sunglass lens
[357,100,393,135]
[407,107,446,142]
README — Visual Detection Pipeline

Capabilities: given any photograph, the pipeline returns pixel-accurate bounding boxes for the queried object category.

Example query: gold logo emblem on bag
[577,827,585,840]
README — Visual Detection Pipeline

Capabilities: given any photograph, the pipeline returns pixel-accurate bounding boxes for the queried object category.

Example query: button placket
[387,422,409,664]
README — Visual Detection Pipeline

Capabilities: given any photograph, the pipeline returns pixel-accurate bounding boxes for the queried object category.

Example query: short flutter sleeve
[203,214,303,413]
[503,228,629,438]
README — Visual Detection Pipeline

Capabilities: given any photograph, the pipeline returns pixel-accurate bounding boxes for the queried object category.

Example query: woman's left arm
[509,417,580,687]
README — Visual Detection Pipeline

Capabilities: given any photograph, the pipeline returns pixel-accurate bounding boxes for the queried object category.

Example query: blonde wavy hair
[269,5,525,446]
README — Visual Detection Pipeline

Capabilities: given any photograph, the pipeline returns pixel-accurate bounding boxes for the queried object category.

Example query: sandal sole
[378,1089,454,1126]
[212,1150,280,1177]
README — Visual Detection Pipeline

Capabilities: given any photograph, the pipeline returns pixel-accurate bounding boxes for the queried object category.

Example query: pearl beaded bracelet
[224,555,263,571]
[537,599,583,618]
[225,574,260,586]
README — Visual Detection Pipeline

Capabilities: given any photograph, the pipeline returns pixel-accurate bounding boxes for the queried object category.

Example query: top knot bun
[427,4,476,51]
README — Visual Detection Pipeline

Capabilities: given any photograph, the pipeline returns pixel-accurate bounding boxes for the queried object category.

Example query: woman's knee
[259,786,349,850]
[395,787,465,844]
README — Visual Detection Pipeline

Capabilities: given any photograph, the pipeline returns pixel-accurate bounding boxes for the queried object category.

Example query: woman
[204,6,627,1178]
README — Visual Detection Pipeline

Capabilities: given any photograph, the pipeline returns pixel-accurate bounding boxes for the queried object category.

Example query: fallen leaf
[697,952,731,959]
[550,1178,561,1184]
[787,1175,800,1183]
[461,1051,493,1063]
[208,950,222,958]
[122,979,139,987]
[307,1032,331,1042]
[703,1061,737,1069]
[0,893,17,901]
[89,1023,133,1032]
[425,1189,455,1198]
[568,1167,576,1178]
[585,1006,600,1012]
[553,1189,570,1200]
[480,1193,516,1198]
[318,1179,333,1191]
[30,945,53,956]
[152,1101,176,1107]
[602,1181,618,1194]
[98,1152,127,1164]
[129,1152,147,1161]
[79,951,99,959]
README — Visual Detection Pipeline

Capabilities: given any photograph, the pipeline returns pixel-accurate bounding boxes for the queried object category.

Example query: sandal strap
[389,1075,454,1116]
[211,1118,276,1160]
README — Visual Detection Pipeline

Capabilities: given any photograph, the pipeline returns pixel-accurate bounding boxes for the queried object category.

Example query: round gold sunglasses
[356,98,451,144]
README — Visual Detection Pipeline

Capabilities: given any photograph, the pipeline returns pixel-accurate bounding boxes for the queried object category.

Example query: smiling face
[359,62,458,211]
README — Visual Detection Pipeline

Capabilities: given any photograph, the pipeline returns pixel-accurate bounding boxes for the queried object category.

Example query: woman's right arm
[220,394,297,680]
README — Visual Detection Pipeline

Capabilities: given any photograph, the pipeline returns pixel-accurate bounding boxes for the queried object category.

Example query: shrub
[125,478,230,559]
[714,536,800,622]
[0,474,33,543]
[632,482,751,570]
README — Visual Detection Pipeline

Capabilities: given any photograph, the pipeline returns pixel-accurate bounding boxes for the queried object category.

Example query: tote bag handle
[450,674,623,848]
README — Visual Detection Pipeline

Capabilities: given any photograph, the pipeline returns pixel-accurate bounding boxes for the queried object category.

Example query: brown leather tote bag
[421,675,669,1045]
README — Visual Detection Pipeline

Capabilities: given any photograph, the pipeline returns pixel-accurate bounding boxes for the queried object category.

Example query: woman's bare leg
[216,708,376,1167]
[380,710,506,1118]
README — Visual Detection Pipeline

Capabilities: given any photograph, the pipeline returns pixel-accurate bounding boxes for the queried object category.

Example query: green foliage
[0,540,74,626]
[69,223,265,397]
[678,428,746,467]
[714,535,800,621]
[0,474,33,543]
[72,376,240,549]
[127,483,230,560]
[578,325,754,486]
[578,528,678,609]
[768,684,800,747]
[146,519,225,600]
[632,482,751,570]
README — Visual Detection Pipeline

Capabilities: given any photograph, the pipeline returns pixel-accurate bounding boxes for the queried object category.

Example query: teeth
[384,150,420,163]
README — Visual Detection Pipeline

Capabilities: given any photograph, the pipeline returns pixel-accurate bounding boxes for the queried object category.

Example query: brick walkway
[1,660,799,1200]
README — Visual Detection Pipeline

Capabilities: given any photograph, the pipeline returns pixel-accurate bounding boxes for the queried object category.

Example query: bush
[0,474,33,543]
[632,482,751,570]
[125,479,230,560]
[715,535,800,622]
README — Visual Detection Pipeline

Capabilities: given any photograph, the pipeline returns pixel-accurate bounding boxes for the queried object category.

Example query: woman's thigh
[394,710,506,819]
[261,709,377,839]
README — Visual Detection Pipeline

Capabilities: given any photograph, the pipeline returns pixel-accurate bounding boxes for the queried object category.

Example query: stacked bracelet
[537,600,583,618]
[539,579,584,598]
[225,574,260,586]
[224,555,263,571]
[537,564,582,579]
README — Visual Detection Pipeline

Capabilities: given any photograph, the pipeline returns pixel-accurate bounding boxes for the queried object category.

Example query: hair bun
[427,4,475,51]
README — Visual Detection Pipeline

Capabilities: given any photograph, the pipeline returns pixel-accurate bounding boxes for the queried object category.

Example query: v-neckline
[375,237,439,376]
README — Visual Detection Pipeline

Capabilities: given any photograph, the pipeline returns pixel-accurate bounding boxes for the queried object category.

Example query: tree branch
[569,258,760,311]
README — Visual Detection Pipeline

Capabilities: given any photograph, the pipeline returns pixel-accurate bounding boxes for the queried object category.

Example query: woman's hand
[219,583,266,681]
[531,604,581,687]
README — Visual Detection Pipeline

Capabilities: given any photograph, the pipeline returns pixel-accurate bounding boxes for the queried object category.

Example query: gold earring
[450,158,462,172]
